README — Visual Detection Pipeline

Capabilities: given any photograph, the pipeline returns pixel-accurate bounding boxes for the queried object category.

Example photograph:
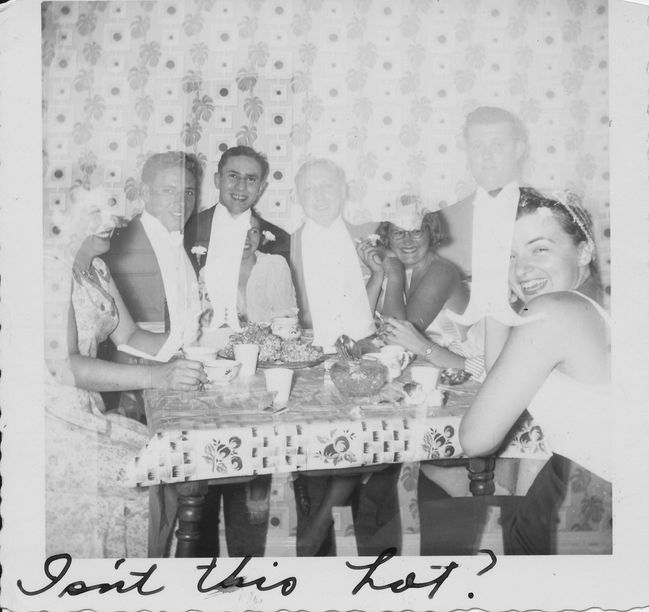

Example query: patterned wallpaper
[42,0,611,293]
[41,0,612,552]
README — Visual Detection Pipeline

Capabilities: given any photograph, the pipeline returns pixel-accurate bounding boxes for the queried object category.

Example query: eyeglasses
[151,187,197,199]
[388,228,426,241]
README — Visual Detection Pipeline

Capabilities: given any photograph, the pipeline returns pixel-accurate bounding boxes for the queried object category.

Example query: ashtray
[439,368,471,386]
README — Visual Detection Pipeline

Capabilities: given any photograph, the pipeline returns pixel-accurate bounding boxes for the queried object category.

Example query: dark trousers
[417,469,490,556]
[197,475,272,558]
[148,475,272,558]
[295,464,403,557]
[503,453,573,555]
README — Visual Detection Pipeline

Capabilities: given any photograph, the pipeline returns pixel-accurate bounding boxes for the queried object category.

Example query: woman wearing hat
[357,194,488,555]
[358,195,484,377]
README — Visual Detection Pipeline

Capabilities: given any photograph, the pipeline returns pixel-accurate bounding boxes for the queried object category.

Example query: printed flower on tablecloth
[203,436,243,474]
[507,416,549,455]
[422,426,456,459]
[315,430,356,465]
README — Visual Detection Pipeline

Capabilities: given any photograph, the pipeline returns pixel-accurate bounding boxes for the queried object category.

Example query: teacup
[183,345,218,363]
[203,359,241,384]
[364,345,412,381]
[271,316,301,340]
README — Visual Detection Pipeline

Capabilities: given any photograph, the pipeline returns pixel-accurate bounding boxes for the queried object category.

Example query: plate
[217,351,325,370]
[257,355,326,370]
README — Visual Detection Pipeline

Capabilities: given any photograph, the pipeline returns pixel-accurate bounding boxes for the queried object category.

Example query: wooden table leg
[467,457,496,496]
[175,481,208,558]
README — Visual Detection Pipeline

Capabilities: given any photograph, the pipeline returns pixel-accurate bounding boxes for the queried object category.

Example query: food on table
[223,323,323,364]
[330,358,388,397]
[280,339,322,363]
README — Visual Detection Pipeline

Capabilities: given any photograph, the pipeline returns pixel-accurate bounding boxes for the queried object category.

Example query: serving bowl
[329,358,388,397]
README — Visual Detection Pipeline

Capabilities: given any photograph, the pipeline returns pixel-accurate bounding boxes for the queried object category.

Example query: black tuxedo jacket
[436,186,539,281]
[183,205,291,276]
[102,215,166,324]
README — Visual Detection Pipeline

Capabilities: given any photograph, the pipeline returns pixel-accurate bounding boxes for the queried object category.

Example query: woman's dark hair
[377,210,446,250]
[516,187,600,279]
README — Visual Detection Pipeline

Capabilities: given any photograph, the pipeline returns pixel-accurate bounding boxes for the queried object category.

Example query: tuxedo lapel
[290,225,312,329]
[184,207,215,275]
[104,215,165,323]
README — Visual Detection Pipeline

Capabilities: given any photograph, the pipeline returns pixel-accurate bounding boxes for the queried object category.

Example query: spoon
[335,334,361,361]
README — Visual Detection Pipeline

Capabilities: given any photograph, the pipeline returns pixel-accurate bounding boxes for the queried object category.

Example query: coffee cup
[364,345,412,381]
[183,345,218,363]
[204,359,241,384]
[380,345,412,370]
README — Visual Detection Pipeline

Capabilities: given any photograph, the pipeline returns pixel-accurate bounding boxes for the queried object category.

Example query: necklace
[74,263,96,282]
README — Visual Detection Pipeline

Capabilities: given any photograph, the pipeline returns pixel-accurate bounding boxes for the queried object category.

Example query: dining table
[124,361,551,557]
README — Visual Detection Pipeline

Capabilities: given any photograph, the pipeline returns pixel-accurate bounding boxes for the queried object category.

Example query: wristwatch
[423,344,435,359]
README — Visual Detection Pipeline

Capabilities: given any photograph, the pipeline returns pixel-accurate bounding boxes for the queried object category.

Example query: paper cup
[264,368,294,407]
[234,343,259,377]
[410,364,440,391]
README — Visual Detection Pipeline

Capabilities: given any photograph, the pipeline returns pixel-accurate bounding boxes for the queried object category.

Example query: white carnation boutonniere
[262,230,276,245]
[191,245,207,267]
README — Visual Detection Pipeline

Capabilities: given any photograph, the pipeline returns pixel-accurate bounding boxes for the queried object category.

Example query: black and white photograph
[2,0,648,610]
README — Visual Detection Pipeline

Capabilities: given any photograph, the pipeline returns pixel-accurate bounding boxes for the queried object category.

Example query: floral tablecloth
[125,365,551,487]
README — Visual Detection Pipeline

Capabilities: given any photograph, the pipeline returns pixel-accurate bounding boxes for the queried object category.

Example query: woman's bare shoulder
[519,291,607,339]
[523,291,602,316]
[426,255,463,284]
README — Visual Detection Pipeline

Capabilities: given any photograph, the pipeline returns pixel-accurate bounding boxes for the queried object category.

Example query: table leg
[175,481,208,558]
[467,457,496,496]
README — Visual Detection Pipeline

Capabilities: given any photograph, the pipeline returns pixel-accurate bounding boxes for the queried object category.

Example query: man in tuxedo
[423,107,550,555]
[105,151,202,349]
[437,105,528,282]
[181,145,288,557]
[103,151,203,557]
[290,158,402,557]
[184,145,289,275]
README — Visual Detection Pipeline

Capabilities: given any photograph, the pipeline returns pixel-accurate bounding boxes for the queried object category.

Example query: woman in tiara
[460,190,610,554]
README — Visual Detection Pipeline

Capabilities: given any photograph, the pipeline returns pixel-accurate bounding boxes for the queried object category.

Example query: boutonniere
[191,245,207,267]
[262,230,276,244]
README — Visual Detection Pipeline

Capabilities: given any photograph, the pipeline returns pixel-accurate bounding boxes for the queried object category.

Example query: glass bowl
[330,358,389,397]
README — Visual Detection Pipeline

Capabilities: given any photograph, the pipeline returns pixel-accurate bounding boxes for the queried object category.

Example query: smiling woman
[357,195,473,368]
[459,191,610,554]
[198,209,298,326]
